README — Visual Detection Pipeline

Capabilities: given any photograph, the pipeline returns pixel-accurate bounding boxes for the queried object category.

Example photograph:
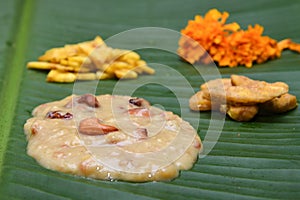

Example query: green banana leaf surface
[0,0,299,199]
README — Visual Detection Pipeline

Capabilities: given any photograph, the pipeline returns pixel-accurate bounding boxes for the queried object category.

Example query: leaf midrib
[0,0,35,179]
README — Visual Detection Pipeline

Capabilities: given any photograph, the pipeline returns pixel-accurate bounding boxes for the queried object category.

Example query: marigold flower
[178,9,300,67]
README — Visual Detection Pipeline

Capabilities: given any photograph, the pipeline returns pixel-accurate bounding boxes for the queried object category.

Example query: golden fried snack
[225,85,288,105]
[189,91,216,111]
[190,74,297,122]
[203,76,288,105]
[220,104,259,122]
[230,74,256,86]
[190,79,232,111]
[231,74,289,91]
[39,36,104,63]
[260,93,298,113]
[200,78,232,91]
[27,36,155,82]
[47,70,77,83]
[201,78,231,105]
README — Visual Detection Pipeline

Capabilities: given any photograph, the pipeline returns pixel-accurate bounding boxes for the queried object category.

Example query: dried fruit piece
[129,98,143,107]
[65,94,100,109]
[129,98,150,107]
[79,117,118,135]
[46,111,73,119]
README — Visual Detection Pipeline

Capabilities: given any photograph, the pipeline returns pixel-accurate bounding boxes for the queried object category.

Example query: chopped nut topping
[79,117,118,135]
[128,108,150,117]
[46,111,73,119]
[78,94,100,108]
[105,131,127,144]
[135,128,148,139]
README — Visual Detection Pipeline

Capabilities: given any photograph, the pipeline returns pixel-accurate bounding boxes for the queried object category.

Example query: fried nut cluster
[27,36,155,82]
[189,75,297,121]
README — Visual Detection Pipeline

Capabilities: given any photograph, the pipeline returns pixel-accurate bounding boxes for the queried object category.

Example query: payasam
[24,94,202,182]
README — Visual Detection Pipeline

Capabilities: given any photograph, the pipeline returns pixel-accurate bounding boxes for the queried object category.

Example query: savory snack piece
[224,84,288,105]
[190,74,297,121]
[24,94,202,182]
[202,75,289,105]
[260,93,298,114]
[178,9,300,67]
[200,78,232,92]
[189,91,214,111]
[228,75,289,105]
[27,36,155,82]
[231,75,289,91]
[220,104,259,122]
[200,78,231,105]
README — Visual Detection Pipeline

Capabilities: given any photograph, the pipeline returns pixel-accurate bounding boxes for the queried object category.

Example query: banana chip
[27,36,155,82]
[46,70,76,83]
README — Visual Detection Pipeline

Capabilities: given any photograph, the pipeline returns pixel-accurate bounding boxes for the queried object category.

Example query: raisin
[46,111,73,119]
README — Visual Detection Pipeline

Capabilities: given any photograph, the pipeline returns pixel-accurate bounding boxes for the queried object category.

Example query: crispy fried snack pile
[189,75,297,121]
[178,9,300,67]
[27,36,155,82]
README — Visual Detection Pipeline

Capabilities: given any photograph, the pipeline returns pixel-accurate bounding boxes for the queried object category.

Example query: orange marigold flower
[178,9,300,67]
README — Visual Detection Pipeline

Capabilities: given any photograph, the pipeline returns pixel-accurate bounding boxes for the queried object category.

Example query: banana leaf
[0,0,299,199]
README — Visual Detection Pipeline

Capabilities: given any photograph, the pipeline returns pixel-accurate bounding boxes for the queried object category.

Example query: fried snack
[178,9,300,67]
[189,91,216,111]
[190,74,297,121]
[260,93,298,113]
[27,36,155,82]
[202,75,289,105]
[231,74,289,91]
[225,85,288,105]
[189,79,231,111]
[220,104,259,122]
[46,70,77,83]
[200,78,232,91]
